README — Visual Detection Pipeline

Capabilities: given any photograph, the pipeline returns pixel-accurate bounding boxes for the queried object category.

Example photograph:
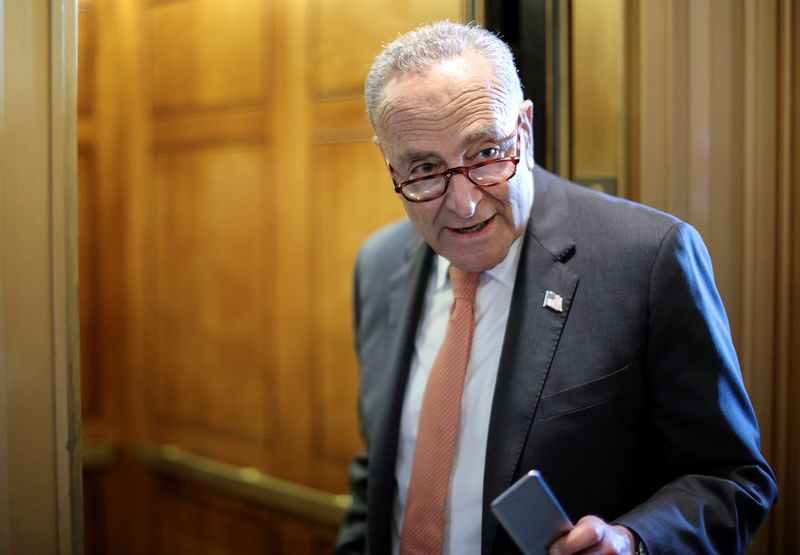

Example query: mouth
[452,215,494,234]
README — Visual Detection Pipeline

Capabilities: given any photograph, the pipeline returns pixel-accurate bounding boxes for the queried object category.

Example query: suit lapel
[481,169,579,554]
[367,238,433,555]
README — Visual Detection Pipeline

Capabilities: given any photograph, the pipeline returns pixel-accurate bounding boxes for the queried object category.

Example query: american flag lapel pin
[542,290,564,313]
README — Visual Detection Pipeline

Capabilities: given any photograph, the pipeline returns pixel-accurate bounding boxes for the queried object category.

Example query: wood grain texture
[310,140,405,466]
[152,148,277,445]
[150,0,272,114]
[571,0,623,182]
[309,0,464,97]
[629,2,798,552]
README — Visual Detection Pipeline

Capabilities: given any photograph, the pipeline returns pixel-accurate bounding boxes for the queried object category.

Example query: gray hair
[365,21,524,130]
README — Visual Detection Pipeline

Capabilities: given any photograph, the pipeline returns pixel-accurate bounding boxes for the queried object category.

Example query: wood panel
[571,0,624,193]
[154,108,269,151]
[151,478,277,553]
[630,1,799,552]
[310,137,406,466]
[152,148,277,451]
[150,0,272,114]
[149,476,339,554]
[82,468,109,555]
[309,0,465,96]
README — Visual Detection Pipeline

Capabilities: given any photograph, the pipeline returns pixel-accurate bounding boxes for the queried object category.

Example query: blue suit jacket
[336,167,777,554]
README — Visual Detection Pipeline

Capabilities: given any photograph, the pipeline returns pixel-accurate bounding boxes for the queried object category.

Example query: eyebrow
[397,150,442,167]
[463,122,517,147]
[461,127,500,147]
[396,123,517,167]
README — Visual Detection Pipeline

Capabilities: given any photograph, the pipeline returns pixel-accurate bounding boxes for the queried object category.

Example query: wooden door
[78,0,468,552]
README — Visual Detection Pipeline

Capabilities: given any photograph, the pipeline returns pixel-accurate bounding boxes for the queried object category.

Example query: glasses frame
[388,121,522,203]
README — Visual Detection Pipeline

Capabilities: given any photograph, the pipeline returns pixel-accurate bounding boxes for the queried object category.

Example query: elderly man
[336,21,776,555]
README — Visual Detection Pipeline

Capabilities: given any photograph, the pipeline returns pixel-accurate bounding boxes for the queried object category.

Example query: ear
[520,100,535,168]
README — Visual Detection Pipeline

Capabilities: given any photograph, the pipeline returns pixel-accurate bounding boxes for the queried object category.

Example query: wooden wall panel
[82,469,108,555]
[154,108,269,151]
[151,480,277,554]
[571,0,624,194]
[152,148,277,448]
[309,0,464,96]
[311,139,406,466]
[631,1,798,551]
[149,476,341,554]
[151,0,271,113]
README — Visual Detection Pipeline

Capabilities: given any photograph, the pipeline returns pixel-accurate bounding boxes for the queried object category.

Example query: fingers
[549,516,633,555]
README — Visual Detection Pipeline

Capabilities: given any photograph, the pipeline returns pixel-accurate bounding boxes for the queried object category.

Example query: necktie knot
[449,267,480,302]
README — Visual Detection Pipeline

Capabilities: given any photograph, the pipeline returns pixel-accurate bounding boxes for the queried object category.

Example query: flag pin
[542,290,563,313]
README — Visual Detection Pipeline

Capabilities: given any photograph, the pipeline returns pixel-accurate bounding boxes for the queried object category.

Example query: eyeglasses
[389,126,521,203]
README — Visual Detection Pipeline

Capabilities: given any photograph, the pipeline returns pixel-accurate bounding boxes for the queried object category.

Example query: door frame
[0,0,81,552]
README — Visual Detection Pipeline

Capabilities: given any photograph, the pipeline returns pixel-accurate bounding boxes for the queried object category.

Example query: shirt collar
[433,234,525,291]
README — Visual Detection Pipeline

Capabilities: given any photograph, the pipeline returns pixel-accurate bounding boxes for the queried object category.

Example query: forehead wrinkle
[376,80,514,140]
[380,102,504,147]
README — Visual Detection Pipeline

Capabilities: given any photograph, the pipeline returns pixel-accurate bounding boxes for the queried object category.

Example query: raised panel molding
[154,108,270,152]
[308,0,466,98]
[149,0,273,115]
[151,148,278,448]
[313,97,373,144]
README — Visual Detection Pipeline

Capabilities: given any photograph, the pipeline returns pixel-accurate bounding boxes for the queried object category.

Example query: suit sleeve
[335,450,369,554]
[614,222,778,554]
[335,251,369,554]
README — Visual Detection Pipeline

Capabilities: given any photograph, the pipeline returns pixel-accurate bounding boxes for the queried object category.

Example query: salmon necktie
[400,267,480,555]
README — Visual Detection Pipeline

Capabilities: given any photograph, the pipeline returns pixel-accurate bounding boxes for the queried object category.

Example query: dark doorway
[483,0,563,172]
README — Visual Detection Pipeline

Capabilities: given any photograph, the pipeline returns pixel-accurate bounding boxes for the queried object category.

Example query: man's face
[375,51,535,273]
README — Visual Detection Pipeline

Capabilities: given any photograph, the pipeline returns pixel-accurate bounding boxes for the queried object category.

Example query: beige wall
[0,0,81,553]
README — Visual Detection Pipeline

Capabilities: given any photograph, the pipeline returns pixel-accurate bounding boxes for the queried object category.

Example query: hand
[548,516,634,555]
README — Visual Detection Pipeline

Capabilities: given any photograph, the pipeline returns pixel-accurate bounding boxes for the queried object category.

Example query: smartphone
[490,470,573,555]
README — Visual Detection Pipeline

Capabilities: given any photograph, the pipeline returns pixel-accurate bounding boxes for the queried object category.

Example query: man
[336,21,777,555]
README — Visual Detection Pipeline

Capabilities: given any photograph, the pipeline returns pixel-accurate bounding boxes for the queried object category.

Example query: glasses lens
[469,160,516,185]
[402,177,445,201]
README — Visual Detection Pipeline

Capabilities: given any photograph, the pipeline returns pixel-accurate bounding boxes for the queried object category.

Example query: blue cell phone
[490,470,573,555]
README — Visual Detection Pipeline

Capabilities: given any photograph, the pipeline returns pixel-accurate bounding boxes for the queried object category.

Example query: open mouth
[453,215,493,234]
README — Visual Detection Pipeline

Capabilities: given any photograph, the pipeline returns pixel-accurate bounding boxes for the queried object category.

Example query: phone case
[490,470,573,555]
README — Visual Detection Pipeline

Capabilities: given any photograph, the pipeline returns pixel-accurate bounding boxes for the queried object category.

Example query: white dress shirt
[391,236,524,555]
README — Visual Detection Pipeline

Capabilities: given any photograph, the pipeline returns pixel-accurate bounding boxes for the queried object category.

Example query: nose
[443,172,481,219]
